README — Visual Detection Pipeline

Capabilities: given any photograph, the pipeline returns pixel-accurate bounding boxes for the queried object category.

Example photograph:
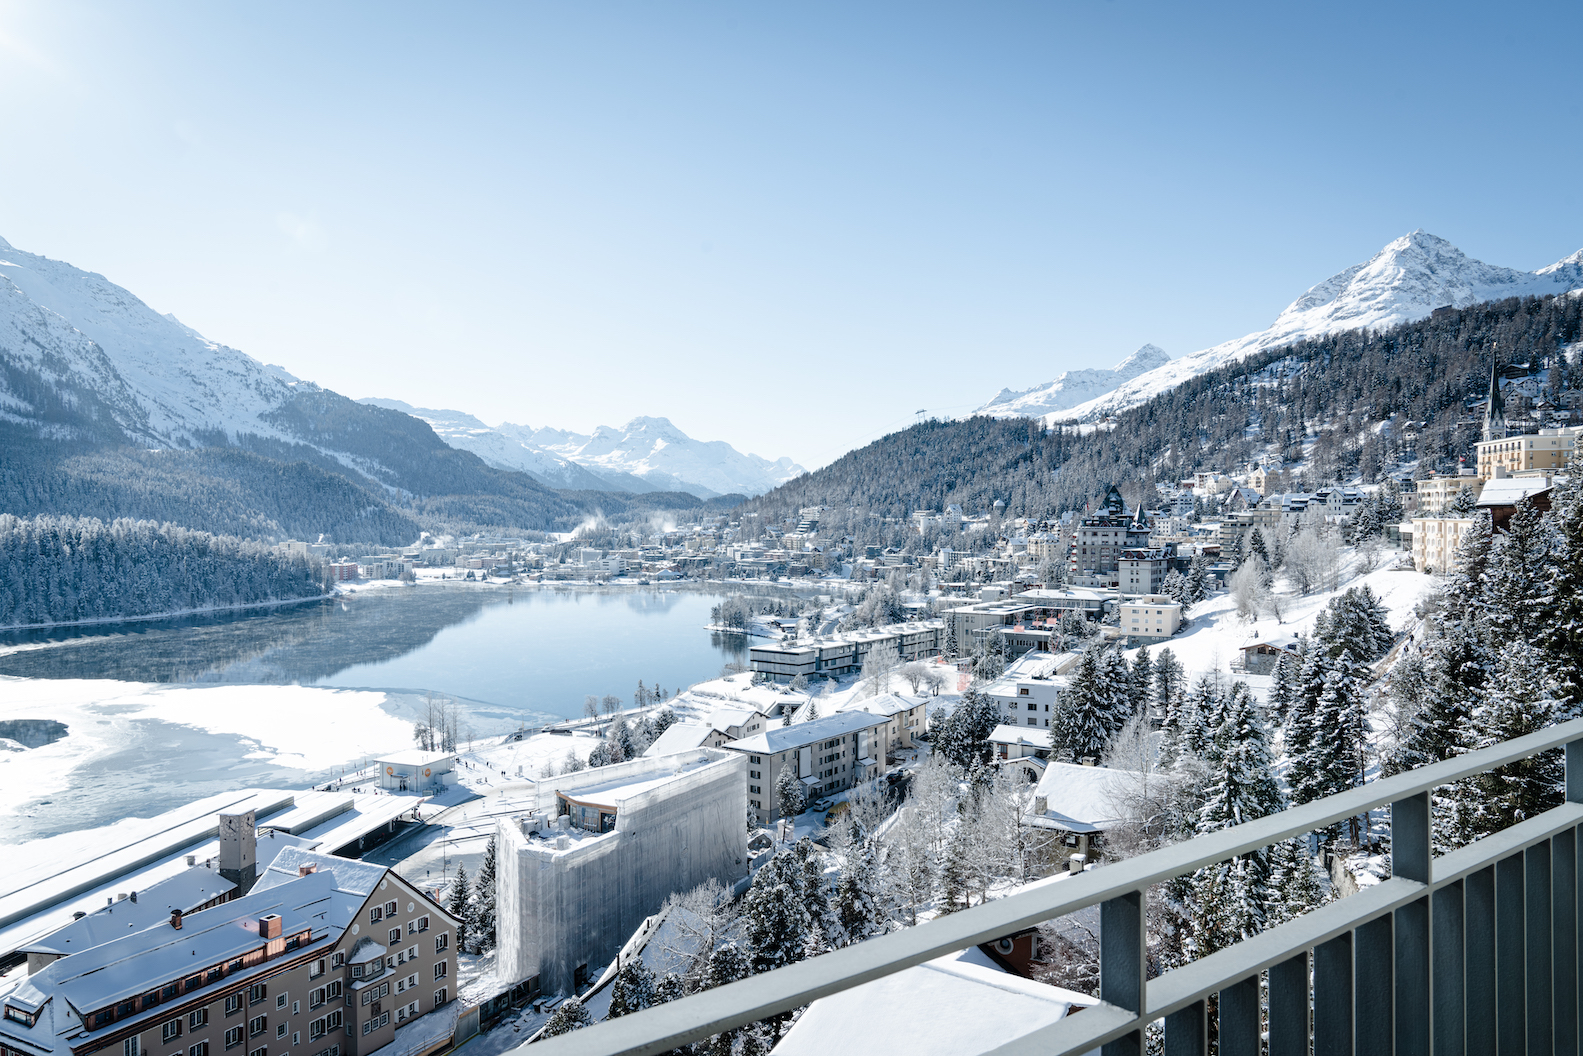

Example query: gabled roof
[837,693,923,720]
[1026,762,1149,833]
[641,722,714,758]
[20,868,237,957]
[723,711,886,755]
[1476,476,1554,508]
[989,725,1053,749]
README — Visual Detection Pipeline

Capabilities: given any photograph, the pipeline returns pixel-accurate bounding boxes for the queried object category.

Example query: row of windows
[360,1013,389,1036]
[308,1010,343,1040]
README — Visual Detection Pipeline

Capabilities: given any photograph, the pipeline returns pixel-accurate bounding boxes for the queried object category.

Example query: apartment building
[747,622,944,682]
[835,694,927,761]
[1474,426,1581,482]
[0,850,457,1056]
[1411,517,1477,574]
[1119,595,1182,645]
[1415,473,1481,516]
[982,653,1069,730]
[724,712,890,825]
[1116,548,1169,595]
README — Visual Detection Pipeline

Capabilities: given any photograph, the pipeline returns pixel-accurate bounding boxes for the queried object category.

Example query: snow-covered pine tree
[1153,647,1185,721]
[1456,641,1566,843]
[1100,647,1137,736]
[607,959,657,1018]
[1266,650,1301,722]
[1197,687,1283,902]
[794,838,833,953]
[741,854,812,973]
[472,835,497,952]
[1283,645,1329,806]
[1249,527,1270,568]
[1264,837,1326,928]
[775,765,807,818]
[540,997,591,1036]
[1184,675,1220,756]
[1054,648,1113,764]
[447,863,474,954]
[1483,497,1554,645]
[1130,647,1154,718]
[1541,449,1583,707]
[833,839,885,946]
[1308,653,1369,841]
[934,689,999,769]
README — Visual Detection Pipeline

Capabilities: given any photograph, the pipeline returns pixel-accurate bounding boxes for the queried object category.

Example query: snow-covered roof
[1026,762,1147,834]
[20,868,237,957]
[723,711,887,756]
[374,748,455,768]
[642,722,714,757]
[1476,476,1555,507]
[1237,632,1303,654]
[253,849,385,900]
[989,725,1053,749]
[704,705,764,731]
[837,693,923,719]
[771,945,1093,1055]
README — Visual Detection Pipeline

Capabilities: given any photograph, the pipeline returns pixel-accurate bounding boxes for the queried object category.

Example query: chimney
[186,855,197,867]
[298,864,318,877]
[1033,795,1048,816]
[1080,756,1097,767]
[171,909,184,930]
[117,892,127,902]
[219,811,259,896]
[259,914,283,939]
[129,891,138,904]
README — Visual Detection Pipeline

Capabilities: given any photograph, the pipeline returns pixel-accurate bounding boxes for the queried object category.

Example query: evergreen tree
[1484,497,1554,645]
[1100,647,1138,736]
[1054,648,1113,763]
[775,765,807,818]
[1283,645,1330,806]
[1199,689,1284,840]
[741,853,812,973]
[933,689,998,769]
[1153,647,1185,721]
[1456,642,1566,843]
[794,838,833,952]
[447,864,474,955]
[472,835,497,953]
[1130,647,1154,716]
[1249,527,1270,568]
[1266,650,1301,722]
[833,839,885,946]
[1542,450,1583,707]
[607,959,657,1019]
[540,997,591,1036]
[1264,837,1326,927]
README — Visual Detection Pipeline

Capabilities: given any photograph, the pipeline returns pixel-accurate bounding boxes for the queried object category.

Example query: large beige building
[1474,426,1581,482]
[0,850,457,1056]
[724,711,891,825]
[1414,474,1481,515]
[1120,595,1183,643]
[1411,517,1477,574]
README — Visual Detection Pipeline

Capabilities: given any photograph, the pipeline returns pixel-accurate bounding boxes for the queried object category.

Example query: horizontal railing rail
[524,716,1583,1056]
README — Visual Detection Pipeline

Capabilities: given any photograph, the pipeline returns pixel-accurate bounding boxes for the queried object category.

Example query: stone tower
[1483,357,1507,443]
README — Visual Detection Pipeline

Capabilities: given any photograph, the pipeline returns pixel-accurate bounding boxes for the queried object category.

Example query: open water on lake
[0,583,753,725]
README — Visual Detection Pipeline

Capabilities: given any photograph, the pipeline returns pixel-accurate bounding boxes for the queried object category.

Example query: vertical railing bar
[1269,951,1309,1056]
[1530,839,1556,1056]
[1100,890,1145,1056]
[1395,791,1432,1056]
[1219,975,1259,1056]
[1356,915,1393,1056]
[1432,880,1466,1056]
[1497,852,1527,1055]
[1553,827,1577,1056]
[1315,932,1354,1056]
[1468,866,1497,1056]
[1164,999,1207,1056]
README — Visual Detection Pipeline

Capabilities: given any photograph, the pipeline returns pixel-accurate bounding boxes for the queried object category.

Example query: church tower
[1483,357,1507,443]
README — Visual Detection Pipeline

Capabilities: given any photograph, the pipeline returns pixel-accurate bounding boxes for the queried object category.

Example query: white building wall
[496,751,747,996]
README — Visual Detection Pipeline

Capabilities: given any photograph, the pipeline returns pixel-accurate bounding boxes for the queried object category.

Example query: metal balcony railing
[525,717,1583,1056]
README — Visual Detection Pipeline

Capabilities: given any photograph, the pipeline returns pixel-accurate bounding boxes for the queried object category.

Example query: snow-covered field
[0,678,419,841]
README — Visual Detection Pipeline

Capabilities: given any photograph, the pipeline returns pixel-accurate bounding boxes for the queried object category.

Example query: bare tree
[899,661,928,694]
[859,640,900,699]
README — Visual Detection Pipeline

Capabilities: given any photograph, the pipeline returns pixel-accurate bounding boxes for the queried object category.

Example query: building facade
[495,750,747,997]
[723,712,890,825]
[1474,426,1581,482]
[0,851,456,1056]
[1119,595,1182,644]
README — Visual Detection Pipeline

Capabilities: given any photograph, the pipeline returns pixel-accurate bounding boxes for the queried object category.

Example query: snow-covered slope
[991,231,1583,425]
[532,416,805,498]
[0,235,308,447]
[356,399,623,492]
[976,344,1171,418]
[355,404,801,498]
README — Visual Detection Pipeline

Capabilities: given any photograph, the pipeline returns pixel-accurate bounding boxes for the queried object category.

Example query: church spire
[1483,353,1507,442]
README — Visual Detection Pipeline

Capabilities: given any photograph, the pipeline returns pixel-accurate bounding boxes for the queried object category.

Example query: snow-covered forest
[0,514,329,627]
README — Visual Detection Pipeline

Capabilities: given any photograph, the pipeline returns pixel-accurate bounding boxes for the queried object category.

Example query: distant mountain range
[0,232,798,506]
[358,402,804,499]
[976,344,1171,419]
[976,231,1583,423]
[0,235,739,539]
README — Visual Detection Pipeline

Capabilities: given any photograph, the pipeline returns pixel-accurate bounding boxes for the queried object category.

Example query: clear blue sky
[2,1,1580,468]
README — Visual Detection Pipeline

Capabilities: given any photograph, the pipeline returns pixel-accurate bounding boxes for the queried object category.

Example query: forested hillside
[0,515,329,627]
[744,292,1583,546]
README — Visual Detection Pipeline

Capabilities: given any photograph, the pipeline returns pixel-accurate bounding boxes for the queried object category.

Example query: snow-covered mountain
[358,404,806,498]
[987,231,1583,425]
[537,416,805,498]
[976,344,1171,418]
[0,235,308,447]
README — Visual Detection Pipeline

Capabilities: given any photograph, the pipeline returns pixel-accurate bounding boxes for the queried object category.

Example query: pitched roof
[723,711,886,755]
[19,868,237,957]
[1026,762,1148,833]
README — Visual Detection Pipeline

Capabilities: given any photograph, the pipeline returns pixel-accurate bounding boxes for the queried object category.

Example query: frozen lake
[0,583,752,725]
[0,584,760,840]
